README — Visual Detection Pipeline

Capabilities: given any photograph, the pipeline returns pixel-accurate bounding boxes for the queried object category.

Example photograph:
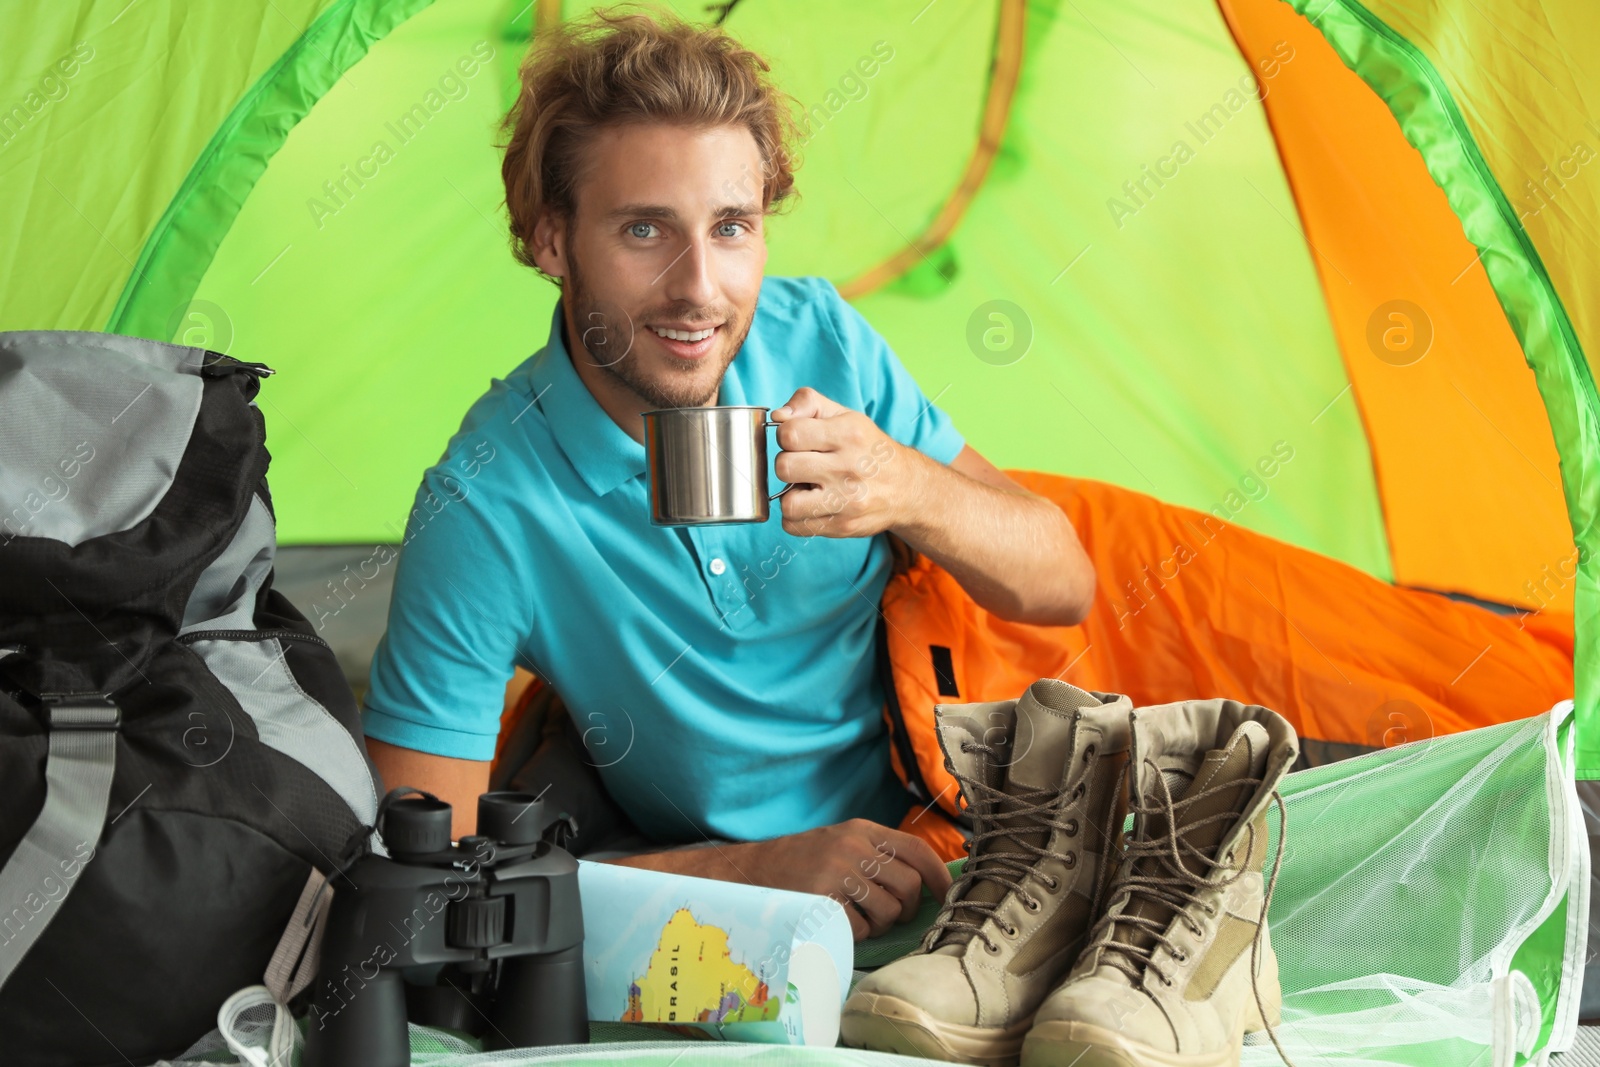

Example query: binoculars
[301,789,588,1067]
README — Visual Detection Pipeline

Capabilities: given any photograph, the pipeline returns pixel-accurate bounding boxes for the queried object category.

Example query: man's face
[543,122,769,410]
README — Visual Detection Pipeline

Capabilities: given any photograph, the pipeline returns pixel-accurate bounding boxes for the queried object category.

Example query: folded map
[576,860,855,1045]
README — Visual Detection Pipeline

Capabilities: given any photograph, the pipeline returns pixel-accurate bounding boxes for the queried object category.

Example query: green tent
[3,0,1596,1062]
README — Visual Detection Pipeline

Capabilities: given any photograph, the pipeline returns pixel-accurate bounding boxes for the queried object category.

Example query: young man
[361,9,1095,940]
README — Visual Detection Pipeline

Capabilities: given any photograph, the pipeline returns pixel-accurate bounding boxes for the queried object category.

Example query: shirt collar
[525,299,649,497]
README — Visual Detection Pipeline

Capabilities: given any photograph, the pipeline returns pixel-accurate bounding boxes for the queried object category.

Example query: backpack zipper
[175,628,331,649]
[199,352,275,379]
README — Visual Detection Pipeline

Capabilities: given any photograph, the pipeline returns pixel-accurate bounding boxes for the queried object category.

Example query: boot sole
[1020,1018,1259,1067]
[841,992,1034,1066]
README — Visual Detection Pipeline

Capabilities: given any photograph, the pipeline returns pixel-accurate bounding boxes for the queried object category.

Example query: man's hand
[747,819,954,940]
[768,387,920,539]
[768,385,1095,625]
[608,818,954,941]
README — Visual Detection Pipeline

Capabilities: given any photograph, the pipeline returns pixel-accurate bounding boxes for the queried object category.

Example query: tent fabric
[0,0,340,331]
[835,0,1025,298]
[1352,0,1600,383]
[109,0,437,342]
[845,0,1395,584]
[1220,0,1573,615]
[1278,0,1600,779]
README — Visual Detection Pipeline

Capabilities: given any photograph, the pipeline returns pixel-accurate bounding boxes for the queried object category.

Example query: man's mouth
[647,322,721,359]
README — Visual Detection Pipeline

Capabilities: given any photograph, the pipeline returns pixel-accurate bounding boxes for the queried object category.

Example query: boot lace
[923,737,1100,954]
[1085,757,1298,1067]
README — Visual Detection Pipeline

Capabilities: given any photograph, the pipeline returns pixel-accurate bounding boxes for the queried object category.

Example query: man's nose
[660,234,717,310]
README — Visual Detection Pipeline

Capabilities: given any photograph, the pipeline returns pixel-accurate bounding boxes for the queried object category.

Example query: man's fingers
[772,386,843,422]
[773,448,834,487]
[870,855,927,923]
[829,892,871,941]
[776,485,833,518]
[771,413,840,454]
[878,828,956,899]
[842,871,901,937]
[775,467,869,518]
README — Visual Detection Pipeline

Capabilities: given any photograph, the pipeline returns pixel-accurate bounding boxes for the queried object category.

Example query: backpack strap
[0,696,119,990]
[263,867,332,1005]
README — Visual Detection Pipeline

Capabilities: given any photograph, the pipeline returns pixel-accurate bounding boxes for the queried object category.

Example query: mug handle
[763,419,797,501]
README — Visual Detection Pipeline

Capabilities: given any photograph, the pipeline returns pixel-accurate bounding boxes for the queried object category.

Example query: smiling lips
[648,323,720,358]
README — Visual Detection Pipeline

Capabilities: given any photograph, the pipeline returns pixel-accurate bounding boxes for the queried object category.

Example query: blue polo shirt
[361,275,966,843]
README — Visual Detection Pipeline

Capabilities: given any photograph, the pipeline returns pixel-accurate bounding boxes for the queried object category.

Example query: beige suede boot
[840,679,1135,1066]
[1020,699,1299,1067]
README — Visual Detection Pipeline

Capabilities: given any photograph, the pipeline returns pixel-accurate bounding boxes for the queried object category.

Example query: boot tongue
[932,682,1091,953]
[1005,682,1090,792]
[1103,720,1270,978]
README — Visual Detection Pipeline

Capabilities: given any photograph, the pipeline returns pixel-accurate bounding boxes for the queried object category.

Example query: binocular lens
[477,791,544,846]
[384,797,453,858]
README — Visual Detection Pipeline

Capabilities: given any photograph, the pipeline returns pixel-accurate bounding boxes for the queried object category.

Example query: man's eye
[628,222,658,239]
[716,221,746,238]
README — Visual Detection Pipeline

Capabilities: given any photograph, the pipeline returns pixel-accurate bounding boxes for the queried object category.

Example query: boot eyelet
[1004,923,1020,939]
[1024,896,1042,913]
[1070,783,1086,802]
[1082,744,1097,763]
[1064,818,1079,837]
[1042,874,1060,892]
[1162,975,1174,987]
[1174,950,1187,963]
[984,939,1002,955]
[1063,852,1077,869]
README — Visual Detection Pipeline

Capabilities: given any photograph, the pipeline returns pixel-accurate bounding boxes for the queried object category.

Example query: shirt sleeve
[818,277,967,465]
[361,445,532,761]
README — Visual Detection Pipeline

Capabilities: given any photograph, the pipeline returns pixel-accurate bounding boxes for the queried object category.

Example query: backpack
[0,330,381,1066]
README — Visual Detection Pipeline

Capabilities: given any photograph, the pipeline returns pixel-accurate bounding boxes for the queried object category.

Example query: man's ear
[530,210,568,279]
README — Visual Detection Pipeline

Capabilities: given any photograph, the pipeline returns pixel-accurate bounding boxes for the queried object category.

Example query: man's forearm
[365,736,492,840]
[889,447,1095,626]
[602,841,757,882]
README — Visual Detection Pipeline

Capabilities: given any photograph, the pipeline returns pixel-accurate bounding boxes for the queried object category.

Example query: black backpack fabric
[0,330,380,1066]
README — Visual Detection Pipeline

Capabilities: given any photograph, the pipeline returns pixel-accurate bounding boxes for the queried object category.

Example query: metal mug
[641,405,795,526]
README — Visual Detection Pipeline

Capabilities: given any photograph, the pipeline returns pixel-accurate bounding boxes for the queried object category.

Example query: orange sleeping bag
[881,472,1574,859]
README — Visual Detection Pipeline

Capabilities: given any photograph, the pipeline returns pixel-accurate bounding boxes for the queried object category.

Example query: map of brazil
[577,860,854,1044]
[622,907,783,1024]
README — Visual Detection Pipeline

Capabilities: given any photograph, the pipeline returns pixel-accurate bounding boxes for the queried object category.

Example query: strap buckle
[42,695,121,731]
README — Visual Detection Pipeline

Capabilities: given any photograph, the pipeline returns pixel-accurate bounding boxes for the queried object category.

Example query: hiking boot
[840,679,1135,1066]
[1021,699,1299,1067]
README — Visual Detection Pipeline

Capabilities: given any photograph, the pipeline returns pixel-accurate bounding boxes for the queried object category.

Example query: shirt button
[709,557,727,576]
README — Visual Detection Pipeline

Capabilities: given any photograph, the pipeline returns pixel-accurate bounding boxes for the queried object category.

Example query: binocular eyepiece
[382,791,559,859]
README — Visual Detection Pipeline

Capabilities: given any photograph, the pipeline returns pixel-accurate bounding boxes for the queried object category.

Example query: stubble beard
[565,245,753,410]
